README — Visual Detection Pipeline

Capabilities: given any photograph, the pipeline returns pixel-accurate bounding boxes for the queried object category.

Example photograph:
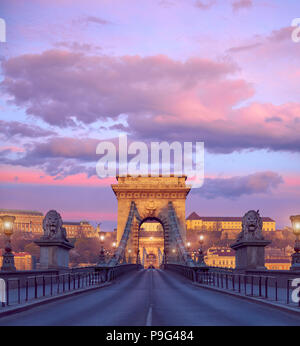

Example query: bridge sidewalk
[0,281,112,318]
[191,281,300,316]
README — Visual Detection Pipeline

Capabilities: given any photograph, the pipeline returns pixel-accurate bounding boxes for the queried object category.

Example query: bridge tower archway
[111,175,191,262]
[138,216,165,268]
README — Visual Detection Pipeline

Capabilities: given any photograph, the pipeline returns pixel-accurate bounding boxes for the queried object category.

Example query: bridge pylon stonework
[111,176,191,262]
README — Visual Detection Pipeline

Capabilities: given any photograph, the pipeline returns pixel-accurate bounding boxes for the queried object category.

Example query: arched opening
[138,217,165,268]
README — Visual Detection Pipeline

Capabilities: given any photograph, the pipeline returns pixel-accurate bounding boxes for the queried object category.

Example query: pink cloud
[1,50,238,126]
[0,146,24,153]
[61,211,117,221]
[0,165,115,186]
[195,0,216,10]
[232,0,253,12]
[194,171,283,199]
[2,49,300,155]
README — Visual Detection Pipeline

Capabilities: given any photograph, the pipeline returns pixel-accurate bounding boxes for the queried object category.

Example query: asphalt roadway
[0,269,299,326]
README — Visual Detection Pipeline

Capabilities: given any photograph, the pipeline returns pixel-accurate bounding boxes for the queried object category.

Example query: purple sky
[0,0,300,230]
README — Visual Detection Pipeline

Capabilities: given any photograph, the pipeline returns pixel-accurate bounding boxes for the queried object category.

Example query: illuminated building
[204,246,291,270]
[265,257,291,270]
[0,209,98,238]
[186,212,276,232]
[0,250,33,270]
[63,221,98,238]
[0,209,44,235]
[205,247,236,268]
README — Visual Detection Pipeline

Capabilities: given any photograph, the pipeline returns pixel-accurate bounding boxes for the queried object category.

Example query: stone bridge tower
[111,175,191,256]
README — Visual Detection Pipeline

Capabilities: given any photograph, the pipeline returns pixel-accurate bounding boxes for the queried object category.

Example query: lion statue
[42,210,68,242]
[237,210,264,241]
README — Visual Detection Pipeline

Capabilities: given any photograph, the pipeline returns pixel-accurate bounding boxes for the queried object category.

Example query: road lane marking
[146,305,152,326]
[145,268,153,326]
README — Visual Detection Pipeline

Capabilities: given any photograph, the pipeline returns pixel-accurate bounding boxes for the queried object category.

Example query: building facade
[204,247,291,270]
[63,221,98,238]
[265,257,291,270]
[0,209,97,238]
[0,250,33,270]
[0,209,44,235]
[186,212,276,232]
[205,247,236,268]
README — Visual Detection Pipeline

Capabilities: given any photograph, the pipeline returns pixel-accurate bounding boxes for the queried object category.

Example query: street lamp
[186,242,191,252]
[197,234,206,266]
[1,215,16,271]
[98,233,106,265]
[290,215,300,269]
[128,248,132,263]
[162,248,168,268]
[171,248,180,263]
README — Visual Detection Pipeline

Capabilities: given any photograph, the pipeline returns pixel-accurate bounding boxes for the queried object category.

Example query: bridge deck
[0,269,299,326]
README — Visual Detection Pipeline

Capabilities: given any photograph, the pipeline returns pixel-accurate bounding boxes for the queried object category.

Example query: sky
[0,0,299,230]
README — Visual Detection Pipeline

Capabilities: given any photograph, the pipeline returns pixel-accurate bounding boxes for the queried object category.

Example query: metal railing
[196,271,300,308]
[1,264,138,308]
[163,263,206,281]
[165,264,300,308]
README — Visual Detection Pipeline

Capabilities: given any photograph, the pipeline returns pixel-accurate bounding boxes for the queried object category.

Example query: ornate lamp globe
[1,215,16,271]
[290,215,300,237]
[290,215,300,253]
[2,215,15,237]
[199,235,204,245]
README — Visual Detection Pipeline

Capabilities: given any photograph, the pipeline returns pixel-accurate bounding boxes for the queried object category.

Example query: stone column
[290,215,300,270]
[35,239,74,269]
[290,238,300,270]
[231,210,270,271]
[35,210,74,270]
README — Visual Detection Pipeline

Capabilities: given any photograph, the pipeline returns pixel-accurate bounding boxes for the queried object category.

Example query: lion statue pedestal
[35,210,74,270]
[231,210,271,271]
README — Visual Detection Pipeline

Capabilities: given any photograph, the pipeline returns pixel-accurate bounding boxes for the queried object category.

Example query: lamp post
[171,248,179,263]
[136,226,141,267]
[98,233,106,265]
[186,242,191,254]
[136,247,141,267]
[111,241,117,260]
[128,249,132,264]
[290,215,300,270]
[162,248,168,268]
[197,234,206,266]
[1,215,16,271]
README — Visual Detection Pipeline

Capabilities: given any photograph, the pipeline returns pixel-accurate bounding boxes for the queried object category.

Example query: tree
[24,242,40,259]
[11,232,38,253]
[70,238,101,265]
